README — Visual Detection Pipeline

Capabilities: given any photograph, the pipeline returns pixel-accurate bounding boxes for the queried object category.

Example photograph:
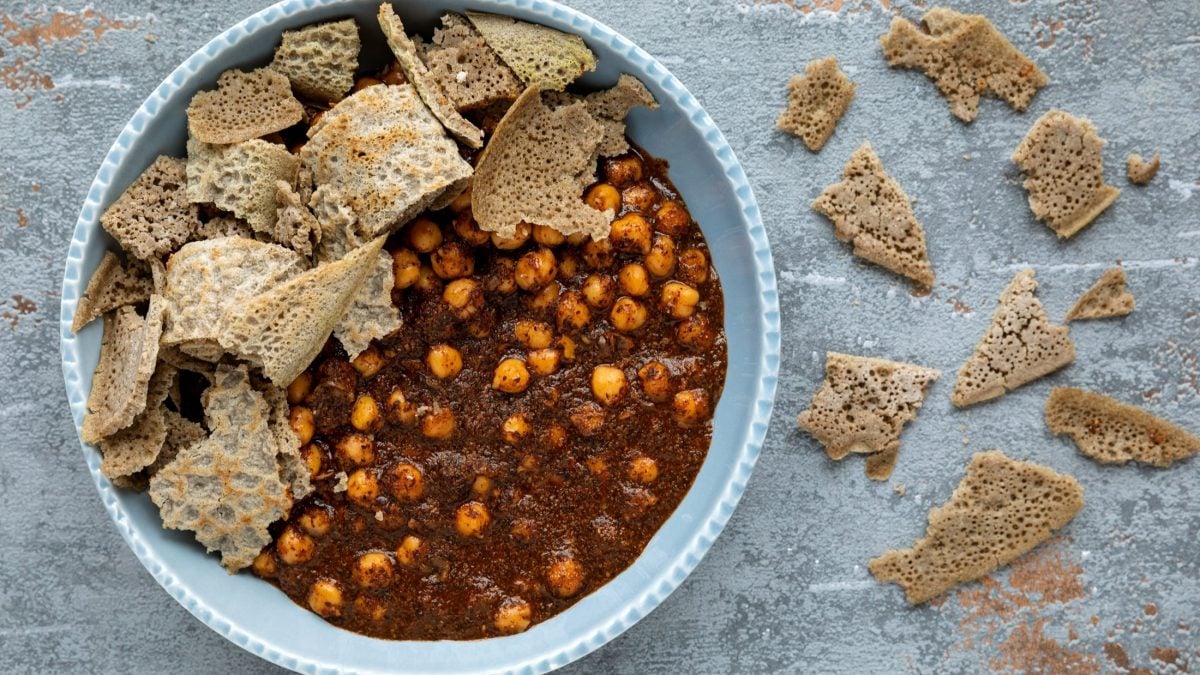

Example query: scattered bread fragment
[187,138,301,235]
[582,74,658,157]
[82,298,165,444]
[1045,388,1199,468]
[880,7,1048,123]
[418,13,522,112]
[270,19,360,103]
[869,450,1083,604]
[100,156,199,261]
[186,68,304,145]
[273,180,321,258]
[952,269,1075,407]
[1126,153,1160,186]
[1065,267,1135,321]
[811,142,935,290]
[797,352,940,481]
[193,215,256,241]
[98,363,176,480]
[466,11,596,92]
[72,252,153,332]
[1012,110,1120,239]
[776,56,856,152]
[262,385,314,501]
[334,248,400,360]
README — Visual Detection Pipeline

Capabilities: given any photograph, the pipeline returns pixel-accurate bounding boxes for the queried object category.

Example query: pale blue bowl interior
[60,1,780,673]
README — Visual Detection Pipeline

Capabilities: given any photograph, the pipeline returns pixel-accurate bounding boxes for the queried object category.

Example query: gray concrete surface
[1,0,1198,672]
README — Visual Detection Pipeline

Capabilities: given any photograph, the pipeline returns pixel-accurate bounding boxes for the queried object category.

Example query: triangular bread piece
[1065,267,1134,321]
[811,142,935,290]
[100,156,199,261]
[869,450,1083,604]
[418,13,522,112]
[952,269,1075,407]
[1046,388,1199,468]
[466,11,596,92]
[1126,153,1160,186]
[777,56,856,152]
[334,248,399,359]
[270,19,360,104]
[880,7,1048,123]
[81,297,165,444]
[472,86,612,240]
[797,353,940,481]
[1012,110,1120,239]
[99,363,176,480]
[377,4,483,149]
[583,74,658,157]
[72,251,153,332]
[186,68,304,145]
[187,138,300,235]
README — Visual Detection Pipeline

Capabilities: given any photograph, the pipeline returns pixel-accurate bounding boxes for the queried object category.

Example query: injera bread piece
[193,215,256,241]
[868,450,1083,604]
[472,86,611,239]
[149,365,291,572]
[186,68,304,145]
[466,12,596,92]
[378,4,483,149]
[72,251,152,332]
[419,13,521,112]
[81,298,165,444]
[220,236,386,386]
[334,248,400,359]
[187,138,301,235]
[1046,388,1200,468]
[811,142,935,290]
[583,74,658,157]
[1126,153,1160,186]
[270,19,360,104]
[1065,267,1135,321]
[797,353,940,481]
[951,269,1075,407]
[161,237,306,359]
[100,156,199,261]
[776,57,856,152]
[301,84,473,239]
[1011,110,1120,239]
[99,363,176,480]
[880,7,1048,123]
[274,180,321,259]
[311,184,362,263]
[113,409,207,492]
[262,385,314,500]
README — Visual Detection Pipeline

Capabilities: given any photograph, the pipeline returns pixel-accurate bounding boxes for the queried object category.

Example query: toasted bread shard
[98,363,176,480]
[194,215,256,241]
[334,248,400,359]
[311,184,362,263]
[72,252,153,332]
[1012,110,1120,239]
[1065,267,1134,321]
[82,298,165,444]
[466,11,596,92]
[1126,153,1160,186]
[811,142,935,290]
[418,13,522,112]
[798,353,940,481]
[880,7,1048,123]
[274,180,321,258]
[1045,388,1200,468]
[270,19,360,104]
[100,156,200,261]
[302,83,473,239]
[472,87,612,240]
[869,450,1083,604]
[583,74,658,157]
[149,365,292,572]
[777,57,856,152]
[187,138,301,235]
[378,4,483,148]
[951,269,1075,407]
[186,68,304,145]
[262,385,314,501]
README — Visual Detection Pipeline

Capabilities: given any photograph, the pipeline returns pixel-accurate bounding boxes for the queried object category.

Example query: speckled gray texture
[1,1,1197,673]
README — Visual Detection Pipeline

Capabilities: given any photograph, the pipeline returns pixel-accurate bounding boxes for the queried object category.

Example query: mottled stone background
[1,0,1197,672]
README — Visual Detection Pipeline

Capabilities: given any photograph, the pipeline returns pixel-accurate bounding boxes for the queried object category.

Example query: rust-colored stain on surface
[1150,646,1188,671]
[990,618,1099,674]
[745,0,894,15]
[16,208,29,228]
[1144,603,1158,617]
[1105,642,1131,669]
[2,295,38,329]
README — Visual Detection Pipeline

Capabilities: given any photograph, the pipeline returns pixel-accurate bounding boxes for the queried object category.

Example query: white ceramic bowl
[60,1,780,672]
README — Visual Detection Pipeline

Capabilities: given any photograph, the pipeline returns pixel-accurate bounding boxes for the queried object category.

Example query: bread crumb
[1126,153,1160,186]
[333,471,349,492]
[776,56,856,152]
[1065,267,1135,321]
[894,483,907,497]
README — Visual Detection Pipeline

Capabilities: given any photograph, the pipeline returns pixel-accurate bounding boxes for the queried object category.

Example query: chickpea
[443,278,484,320]
[421,407,456,439]
[353,551,395,588]
[354,595,388,622]
[276,526,315,565]
[287,372,312,405]
[676,315,716,350]
[638,361,674,402]
[251,550,277,578]
[351,346,384,379]
[455,500,491,537]
[491,222,530,250]
[346,468,380,507]
[532,224,566,247]
[557,335,577,362]
[431,241,475,280]
[395,535,427,568]
[353,76,382,92]
[406,217,443,253]
[585,183,621,212]
[617,263,651,297]
[337,432,376,465]
[654,200,692,237]
[628,456,660,484]
[527,282,560,311]
[386,462,425,501]
[485,257,518,295]
[581,238,614,270]
[350,395,382,433]
[610,214,653,255]
[289,407,315,445]
[514,319,553,349]
[546,557,585,598]
[604,155,643,187]
[672,389,711,428]
[298,506,333,537]
[547,423,568,449]
[303,443,322,477]
[582,274,617,308]
[586,456,609,478]
[492,358,531,394]
[610,297,648,333]
[556,290,591,332]
[307,578,344,617]
[414,264,442,294]
[558,250,581,278]
[591,366,629,407]
[426,344,463,380]
[449,185,473,213]
[515,248,558,291]
[660,280,700,318]
[392,248,421,290]
[527,348,561,376]
[386,389,417,425]
[452,209,490,245]
[472,474,494,497]
[502,413,532,444]
[494,597,533,634]
[645,235,677,278]
[621,183,658,213]
[677,248,709,285]
[379,62,405,85]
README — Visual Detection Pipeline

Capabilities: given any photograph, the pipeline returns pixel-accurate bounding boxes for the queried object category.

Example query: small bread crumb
[1065,267,1135,321]
[1126,153,1160,186]
[776,56,856,152]
[333,471,349,492]
[893,483,907,497]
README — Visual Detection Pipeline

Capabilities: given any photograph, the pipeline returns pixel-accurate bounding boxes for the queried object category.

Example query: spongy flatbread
[869,450,1083,604]
[583,74,658,157]
[187,138,301,235]
[274,180,321,258]
[1126,153,1160,186]
[466,11,596,92]
[1065,267,1135,321]
[777,57,856,152]
[951,269,1075,407]
[72,251,152,332]
[419,13,522,112]
[1046,388,1200,468]
[100,156,199,261]
[472,86,612,239]
[378,4,483,149]
[334,248,400,359]
[811,142,935,290]
[262,385,314,500]
[270,19,360,104]
[112,408,207,493]
[194,215,256,241]
[880,7,1048,123]
[302,84,473,239]
[797,352,940,481]
[311,184,362,263]
[1011,110,1120,239]
[186,68,304,144]
[99,363,176,480]
[149,365,291,572]
[81,298,165,444]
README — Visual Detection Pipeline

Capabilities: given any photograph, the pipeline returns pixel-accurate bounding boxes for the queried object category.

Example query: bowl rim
[59,0,780,672]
